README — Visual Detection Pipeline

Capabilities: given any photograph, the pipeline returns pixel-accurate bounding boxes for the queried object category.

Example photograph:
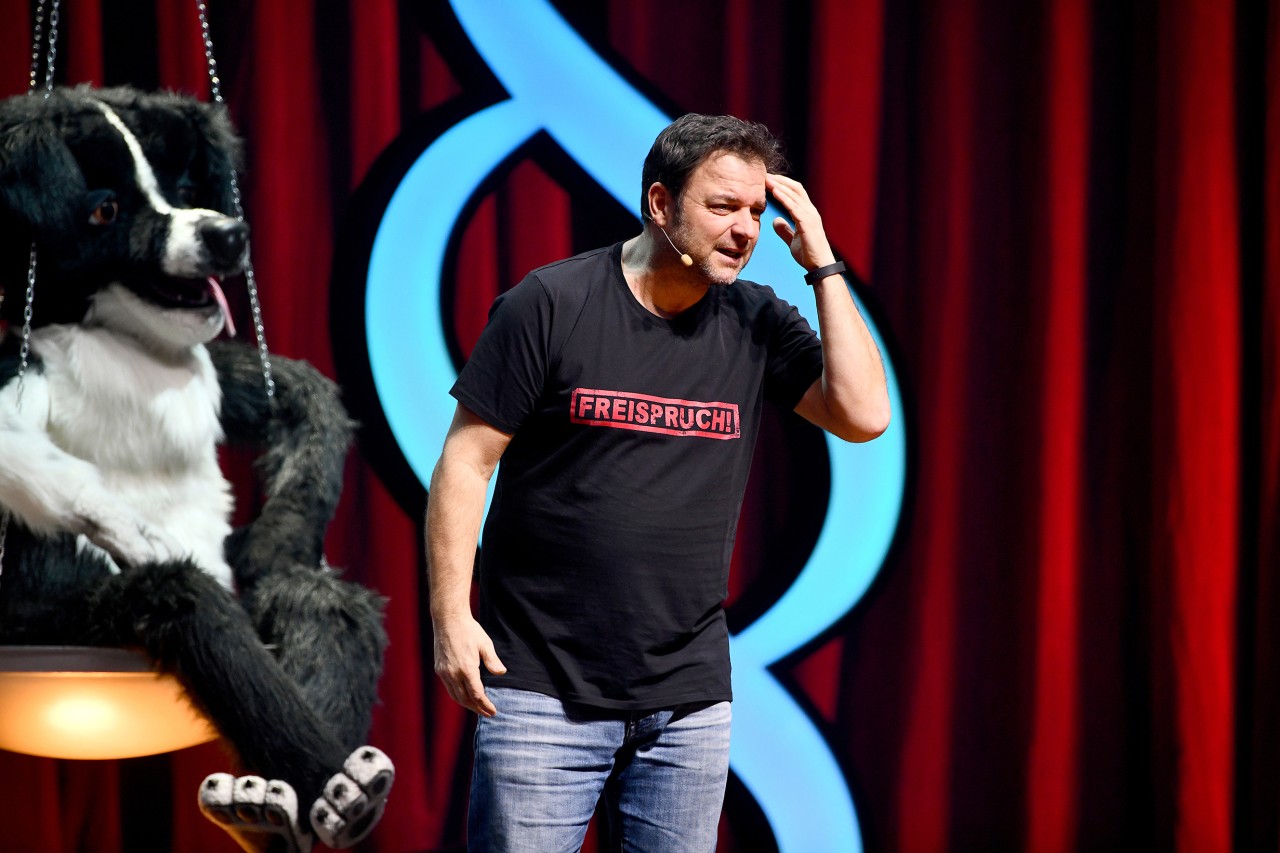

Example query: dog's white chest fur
[29,324,234,587]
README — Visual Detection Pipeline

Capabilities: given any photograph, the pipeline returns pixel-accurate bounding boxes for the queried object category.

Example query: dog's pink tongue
[207,277,236,338]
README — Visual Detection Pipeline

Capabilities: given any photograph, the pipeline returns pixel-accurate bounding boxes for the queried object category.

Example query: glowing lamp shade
[0,646,217,760]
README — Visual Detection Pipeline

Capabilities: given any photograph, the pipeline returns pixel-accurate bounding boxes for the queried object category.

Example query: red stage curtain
[0,1,1275,851]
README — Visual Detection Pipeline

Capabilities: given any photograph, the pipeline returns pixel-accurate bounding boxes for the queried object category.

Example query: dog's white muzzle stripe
[92,101,175,214]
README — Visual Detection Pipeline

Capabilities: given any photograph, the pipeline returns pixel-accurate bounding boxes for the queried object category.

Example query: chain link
[195,0,275,400]
[27,0,46,94]
[41,2,59,98]
[15,246,37,411]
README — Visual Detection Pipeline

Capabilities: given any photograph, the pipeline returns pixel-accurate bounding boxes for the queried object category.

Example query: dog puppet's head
[0,85,246,350]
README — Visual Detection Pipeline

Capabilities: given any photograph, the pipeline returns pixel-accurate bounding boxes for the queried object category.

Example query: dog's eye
[176,186,197,206]
[89,199,119,226]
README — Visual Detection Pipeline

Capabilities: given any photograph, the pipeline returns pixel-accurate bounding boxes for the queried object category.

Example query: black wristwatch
[803,261,847,286]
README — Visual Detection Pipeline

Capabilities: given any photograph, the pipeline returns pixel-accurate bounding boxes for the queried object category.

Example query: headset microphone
[660,227,694,267]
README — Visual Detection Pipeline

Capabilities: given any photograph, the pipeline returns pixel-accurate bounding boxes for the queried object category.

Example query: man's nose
[730,209,759,240]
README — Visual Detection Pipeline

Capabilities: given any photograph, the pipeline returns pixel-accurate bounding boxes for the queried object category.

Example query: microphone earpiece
[660,227,694,267]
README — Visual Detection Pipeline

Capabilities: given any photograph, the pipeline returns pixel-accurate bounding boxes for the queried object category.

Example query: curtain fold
[1026,0,1089,849]
[1254,3,1280,846]
[1151,2,1240,848]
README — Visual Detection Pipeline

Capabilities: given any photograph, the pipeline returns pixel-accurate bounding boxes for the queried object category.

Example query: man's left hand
[766,173,836,272]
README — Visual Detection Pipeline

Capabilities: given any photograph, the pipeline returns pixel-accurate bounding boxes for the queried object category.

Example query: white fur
[200,773,313,853]
[88,282,225,350]
[0,322,234,589]
[198,748,395,852]
[310,747,395,849]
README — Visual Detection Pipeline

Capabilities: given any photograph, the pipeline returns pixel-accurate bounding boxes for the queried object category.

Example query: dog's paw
[199,773,313,853]
[308,746,394,849]
[75,490,187,567]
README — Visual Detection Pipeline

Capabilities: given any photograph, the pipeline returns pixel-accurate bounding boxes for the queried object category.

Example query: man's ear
[0,95,87,235]
[647,182,675,228]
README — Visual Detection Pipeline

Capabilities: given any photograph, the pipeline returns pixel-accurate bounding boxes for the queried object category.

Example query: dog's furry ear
[0,93,87,235]
[169,95,244,216]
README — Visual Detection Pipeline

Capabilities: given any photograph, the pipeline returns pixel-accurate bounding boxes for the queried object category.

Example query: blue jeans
[468,686,732,852]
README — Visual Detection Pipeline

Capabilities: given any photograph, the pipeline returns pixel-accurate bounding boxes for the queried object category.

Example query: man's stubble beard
[669,213,752,287]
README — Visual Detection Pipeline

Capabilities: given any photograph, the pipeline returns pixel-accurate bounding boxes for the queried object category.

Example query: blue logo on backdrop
[339,1,906,850]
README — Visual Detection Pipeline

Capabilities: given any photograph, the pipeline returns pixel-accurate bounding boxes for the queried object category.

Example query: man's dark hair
[639,114,788,221]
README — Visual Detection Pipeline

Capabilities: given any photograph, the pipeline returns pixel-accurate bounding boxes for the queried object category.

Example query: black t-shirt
[451,242,823,710]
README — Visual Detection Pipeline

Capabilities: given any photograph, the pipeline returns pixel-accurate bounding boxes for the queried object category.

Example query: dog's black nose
[199,219,249,269]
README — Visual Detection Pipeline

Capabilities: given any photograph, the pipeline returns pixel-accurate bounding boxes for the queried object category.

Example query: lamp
[0,646,218,760]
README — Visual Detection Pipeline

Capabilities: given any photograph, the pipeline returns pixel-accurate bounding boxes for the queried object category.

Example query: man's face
[667,152,768,286]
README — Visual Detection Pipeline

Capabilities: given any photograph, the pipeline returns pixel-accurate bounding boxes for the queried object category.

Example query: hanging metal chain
[27,0,59,98]
[27,0,47,93]
[40,1,59,98]
[195,0,276,400]
[18,0,55,385]
[3,0,60,585]
[17,0,56,400]
[15,245,37,410]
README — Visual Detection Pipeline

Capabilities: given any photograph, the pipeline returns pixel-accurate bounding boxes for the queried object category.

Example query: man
[427,114,890,851]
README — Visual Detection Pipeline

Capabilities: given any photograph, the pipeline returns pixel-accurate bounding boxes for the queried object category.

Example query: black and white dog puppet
[0,85,393,853]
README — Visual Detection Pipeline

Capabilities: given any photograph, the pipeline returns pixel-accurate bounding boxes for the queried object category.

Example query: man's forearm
[424,424,509,715]
[425,452,490,623]
[811,271,890,439]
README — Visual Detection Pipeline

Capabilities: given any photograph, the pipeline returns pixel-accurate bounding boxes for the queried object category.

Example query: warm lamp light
[0,646,218,760]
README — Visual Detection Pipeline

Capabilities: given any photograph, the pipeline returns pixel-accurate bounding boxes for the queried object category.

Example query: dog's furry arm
[210,341,354,586]
[0,369,185,567]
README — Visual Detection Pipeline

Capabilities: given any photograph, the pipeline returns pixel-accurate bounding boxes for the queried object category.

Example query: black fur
[0,85,388,828]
